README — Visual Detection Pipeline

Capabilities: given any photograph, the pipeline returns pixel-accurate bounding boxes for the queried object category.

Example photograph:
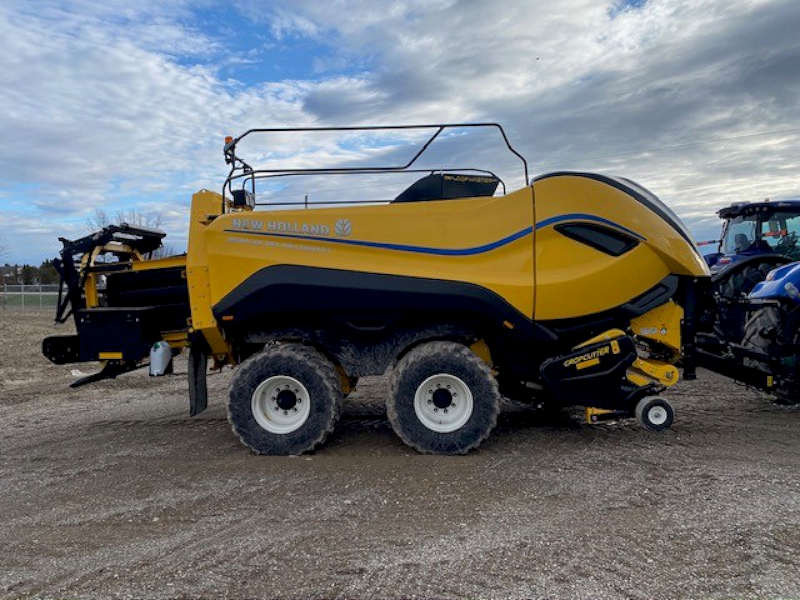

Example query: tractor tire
[783,319,800,404]
[717,261,777,299]
[742,306,800,404]
[635,396,674,431]
[742,305,782,367]
[387,341,500,455]
[707,258,789,344]
[228,343,343,455]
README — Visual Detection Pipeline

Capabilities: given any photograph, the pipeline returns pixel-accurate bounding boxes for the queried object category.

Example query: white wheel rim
[647,405,669,426]
[413,374,474,433]
[251,376,311,434]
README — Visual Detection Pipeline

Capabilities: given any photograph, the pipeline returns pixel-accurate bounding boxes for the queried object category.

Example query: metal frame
[52,224,167,325]
[221,123,529,211]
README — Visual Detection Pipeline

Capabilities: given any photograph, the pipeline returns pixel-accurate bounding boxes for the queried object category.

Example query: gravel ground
[1,309,799,599]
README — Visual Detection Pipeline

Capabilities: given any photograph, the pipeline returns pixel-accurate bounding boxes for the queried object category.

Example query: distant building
[0,265,22,283]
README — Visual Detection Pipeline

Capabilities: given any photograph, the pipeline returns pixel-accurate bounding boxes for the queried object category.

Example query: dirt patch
[1,309,799,599]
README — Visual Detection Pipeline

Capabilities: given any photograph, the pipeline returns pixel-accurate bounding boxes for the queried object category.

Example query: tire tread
[387,341,499,454]
[227,343,342,454]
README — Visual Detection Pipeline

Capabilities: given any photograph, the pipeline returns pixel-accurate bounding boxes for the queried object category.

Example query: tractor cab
[704,200,800,272]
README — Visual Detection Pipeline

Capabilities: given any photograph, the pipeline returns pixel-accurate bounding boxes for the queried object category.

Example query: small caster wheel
[635,396,674,431]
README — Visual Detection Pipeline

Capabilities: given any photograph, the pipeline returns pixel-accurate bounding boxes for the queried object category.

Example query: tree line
[0,209,177,286]
[1,261,60,285]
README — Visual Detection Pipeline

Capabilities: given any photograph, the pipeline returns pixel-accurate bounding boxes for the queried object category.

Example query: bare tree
[152,243,177,260]
[86,208,163,231]
[86,208,176,258]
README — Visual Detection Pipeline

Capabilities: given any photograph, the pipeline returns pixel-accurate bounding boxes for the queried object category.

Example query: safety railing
[222,123,529,211]
[1,284,62,309]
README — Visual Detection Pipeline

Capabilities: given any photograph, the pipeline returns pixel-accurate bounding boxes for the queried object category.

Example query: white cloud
[241,0,800,246]
[0,2,314,261]
[1,0,799,263]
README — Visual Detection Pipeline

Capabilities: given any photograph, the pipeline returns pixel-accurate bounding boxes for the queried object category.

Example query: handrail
[221,123,529,211]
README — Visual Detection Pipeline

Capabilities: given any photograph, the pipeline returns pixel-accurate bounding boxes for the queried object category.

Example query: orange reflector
[503,320,515,329]
[222,315,234,321]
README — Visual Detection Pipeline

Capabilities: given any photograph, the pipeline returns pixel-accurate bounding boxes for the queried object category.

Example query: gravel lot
[1,309,799,599]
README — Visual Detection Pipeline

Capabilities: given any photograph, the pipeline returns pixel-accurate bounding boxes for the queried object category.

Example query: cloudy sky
[1,0,799,264]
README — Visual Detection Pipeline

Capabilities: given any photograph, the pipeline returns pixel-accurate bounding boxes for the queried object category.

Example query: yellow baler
[44,124,710,455]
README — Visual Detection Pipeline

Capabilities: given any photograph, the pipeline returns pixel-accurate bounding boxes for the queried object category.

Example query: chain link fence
[1,284,61,309]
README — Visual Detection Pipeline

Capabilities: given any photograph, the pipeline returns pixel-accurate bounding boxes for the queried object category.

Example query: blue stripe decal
[535,213,645,241]
[224,226,534,256]
[225,213,640,255]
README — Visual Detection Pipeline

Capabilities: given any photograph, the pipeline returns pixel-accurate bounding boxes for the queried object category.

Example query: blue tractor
[696,200,800,402]
[695,260,800,403]
[702,200,800,271]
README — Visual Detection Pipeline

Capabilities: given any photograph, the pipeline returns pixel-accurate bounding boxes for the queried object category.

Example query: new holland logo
[266,221,330,235]
[334,219,353,237]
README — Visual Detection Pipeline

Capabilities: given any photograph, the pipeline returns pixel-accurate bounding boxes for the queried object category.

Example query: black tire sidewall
[637,397,674,431]
[229,346,340,455]
[391,346,498,454]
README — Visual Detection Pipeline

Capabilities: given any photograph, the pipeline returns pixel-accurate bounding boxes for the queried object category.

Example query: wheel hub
[648,406,668,426]
[431,388,453,409]
[276,389,298,410]
[251,375,311,434]
[413,373,474,433]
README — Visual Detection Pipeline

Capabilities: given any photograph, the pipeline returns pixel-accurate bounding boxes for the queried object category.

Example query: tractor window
[762,219,785,249]
[722,216,757,254]
[762,211,800,257]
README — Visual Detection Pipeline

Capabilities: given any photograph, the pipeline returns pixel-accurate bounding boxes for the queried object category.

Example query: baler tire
[228,344,343,455]
[635,396,674,432]
[387,341,499,455]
